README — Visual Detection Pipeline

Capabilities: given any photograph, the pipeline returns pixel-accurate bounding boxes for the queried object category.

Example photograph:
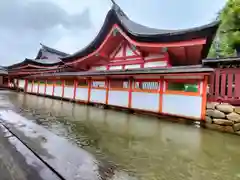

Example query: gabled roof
[7,44,69,69]
[7,58,63,69]
[62,3,219,61]
[35,43,69,59]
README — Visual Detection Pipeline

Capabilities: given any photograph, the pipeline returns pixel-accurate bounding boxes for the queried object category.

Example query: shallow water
[2,91,240,180]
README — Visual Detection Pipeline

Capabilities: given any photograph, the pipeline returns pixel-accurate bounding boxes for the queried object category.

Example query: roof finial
[110,0,116,5]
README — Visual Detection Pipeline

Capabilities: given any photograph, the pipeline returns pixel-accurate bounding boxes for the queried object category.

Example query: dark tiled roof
[29,65,213,78]
[203,56,240,64]
[35,44,69,59]
[62,3,219,61]
[7,58,62,69]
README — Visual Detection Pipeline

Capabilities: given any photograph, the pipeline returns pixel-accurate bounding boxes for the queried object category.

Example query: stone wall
[205,102,240,134]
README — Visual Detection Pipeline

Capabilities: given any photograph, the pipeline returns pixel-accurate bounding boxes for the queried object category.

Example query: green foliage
[208,0,240,58]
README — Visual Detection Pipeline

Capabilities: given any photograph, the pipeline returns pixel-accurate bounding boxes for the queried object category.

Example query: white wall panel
[95,66,107,71]
[39,85,45,94]
[162,94,202,119]
[144,61,167,68]
[125,64,141,69]
[54,86,62,97]
[131,92,159,112]
[32,84,38,93]
[109,66,122,70]
[64,86,74,99]
[75,87,88,101]
[90,89,106,103]
[19,80,25,89]
[27,83,32,92]
[46,85,53,96]
[108,91,129,107]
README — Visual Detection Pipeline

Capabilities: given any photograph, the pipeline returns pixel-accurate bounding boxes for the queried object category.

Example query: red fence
[208,68,240,105]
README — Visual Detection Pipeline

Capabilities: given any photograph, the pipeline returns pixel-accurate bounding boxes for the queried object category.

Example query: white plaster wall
[27,84,32,92]
[90,89,106,103]
[32,84,38,93]
[39,85,45,94]
[108,91,129,107]
[75,87,88,101]
[131,92,159,112]
[109,66,122,70]
[144,61,167,68]
[19,80,25,89]
[46,85,53,96]
[95,66,107,71]
[125,64,141,69]
[162,94,202,119]
[54,86,62,97]
[64,86,74,99]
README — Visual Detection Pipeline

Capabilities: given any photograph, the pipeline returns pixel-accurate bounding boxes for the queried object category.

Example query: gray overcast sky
[0,0,227,66]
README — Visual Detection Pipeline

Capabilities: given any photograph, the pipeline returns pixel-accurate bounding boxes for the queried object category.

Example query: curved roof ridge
[61,3,219,61]
[113,2,219,36]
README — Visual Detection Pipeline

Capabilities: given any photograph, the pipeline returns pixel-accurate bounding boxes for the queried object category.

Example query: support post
[37,81,40,94]
[62,80,65,98]
[201,75,208,120]
[52,80,55,96]
[128,78,133,108]
[24,79,28,92]
[31,80,34,93]
[159,77,164,113]
[73,80,77,100]
[87,79,92,103]
[44,80,47,95]
[105,78,109,105]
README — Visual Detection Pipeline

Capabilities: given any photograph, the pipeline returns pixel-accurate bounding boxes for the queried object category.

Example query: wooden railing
[208,68,240,105]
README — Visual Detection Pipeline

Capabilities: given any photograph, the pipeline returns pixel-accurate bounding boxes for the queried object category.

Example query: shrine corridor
[0,90,240,180]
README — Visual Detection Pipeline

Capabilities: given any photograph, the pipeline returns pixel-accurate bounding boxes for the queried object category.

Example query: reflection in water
[3,91,240,180]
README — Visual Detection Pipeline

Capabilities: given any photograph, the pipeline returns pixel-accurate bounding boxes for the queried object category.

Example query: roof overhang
[27,65,213,79]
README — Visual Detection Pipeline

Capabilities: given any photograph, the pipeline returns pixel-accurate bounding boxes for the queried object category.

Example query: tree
[208,0,240,58]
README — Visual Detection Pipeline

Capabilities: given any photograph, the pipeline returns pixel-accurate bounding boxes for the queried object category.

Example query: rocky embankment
[206,102,240,134]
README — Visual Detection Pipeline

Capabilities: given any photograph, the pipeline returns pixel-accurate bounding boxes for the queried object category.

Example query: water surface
[2,91,240,180]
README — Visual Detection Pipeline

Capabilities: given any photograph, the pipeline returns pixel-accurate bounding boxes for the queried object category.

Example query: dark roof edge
[7,58,62,69]
[203,56,240,64]
[28,65,214,78]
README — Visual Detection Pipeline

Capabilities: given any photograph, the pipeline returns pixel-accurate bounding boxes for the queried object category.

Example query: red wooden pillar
[220,73,226,98]
[8,78,10,87]
[159,78,164,113]
[73,80,77,100]
[128,78,133,108]
[44,80,47,95]
[17,79,19,88]
[214,69,220,100]
[87,79,92,103]
[235,73,240,99]
[209,73,215,101]
[31,80,34,93]
[201,75,208,120]
[227,73,233,98]
[25,79,28,92]
[105,79,109,105]
[62,80,65,98]
[52,80,55,96]
[37,81,40,94]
